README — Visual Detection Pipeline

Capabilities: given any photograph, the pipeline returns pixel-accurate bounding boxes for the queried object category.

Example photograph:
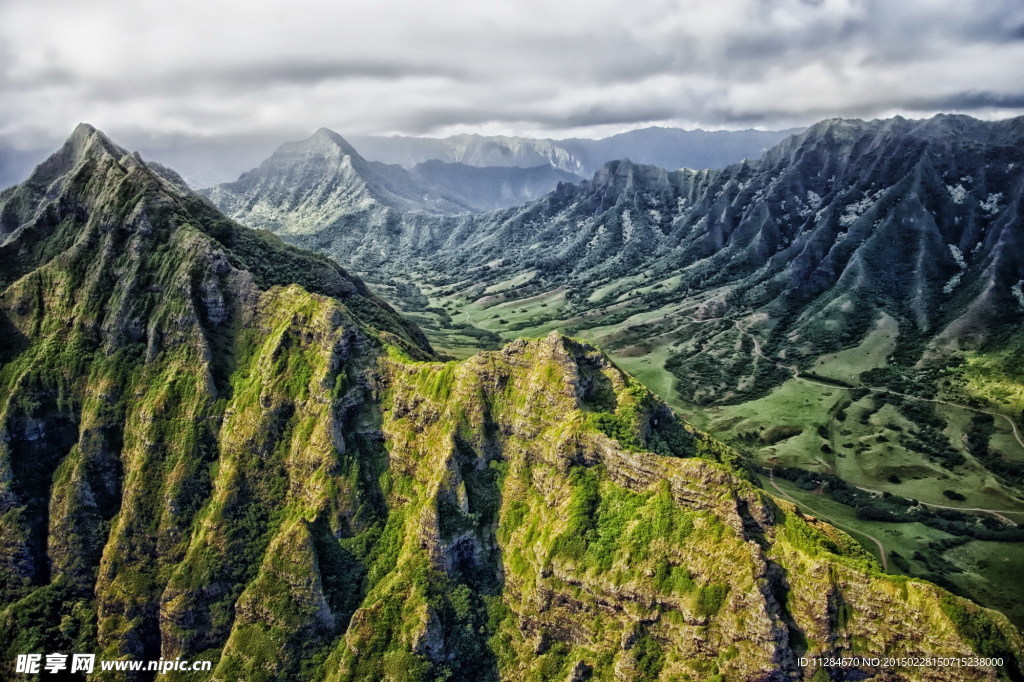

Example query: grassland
[602,342,679,408]
[586,273,649,303]
[944,540,1024,627]
[807,313,899,384]
[958,347,1024,416]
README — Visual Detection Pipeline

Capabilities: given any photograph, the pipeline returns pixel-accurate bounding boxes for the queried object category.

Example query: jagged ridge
[227,114,1024,406]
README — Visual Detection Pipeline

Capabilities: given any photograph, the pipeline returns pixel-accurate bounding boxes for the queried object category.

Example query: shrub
[695,583,730,618]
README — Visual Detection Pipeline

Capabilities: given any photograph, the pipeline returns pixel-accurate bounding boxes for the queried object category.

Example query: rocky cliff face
[1,127,1022,680]
[350,335,1024,681]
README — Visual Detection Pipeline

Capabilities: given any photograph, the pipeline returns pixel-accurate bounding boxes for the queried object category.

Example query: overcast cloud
[1,0,1023,150]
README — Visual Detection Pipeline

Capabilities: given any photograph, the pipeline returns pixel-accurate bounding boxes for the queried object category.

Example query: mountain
[558,127,804,176]
[202,129,583,225]
[0,134,288,192]
[0,126,794,196]
[350,127,798,176]
[259,115,1024,403]
[202,127,474,219]
[2,125,1021,680]
[350,132,584,174]
[451,115,1024,394]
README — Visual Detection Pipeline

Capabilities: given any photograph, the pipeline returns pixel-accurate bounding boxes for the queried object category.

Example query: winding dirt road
[851,484,1021,525]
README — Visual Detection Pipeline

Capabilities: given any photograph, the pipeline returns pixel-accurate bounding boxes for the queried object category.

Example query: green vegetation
[695,583,730,618]
[940,597,1022,678]
[550,467,602,561]
[965,413,1024,487]
[2,125,1023,680]
[632,633,665,680]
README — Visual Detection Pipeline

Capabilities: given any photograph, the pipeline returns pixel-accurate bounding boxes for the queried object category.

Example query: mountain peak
[66,122,125,159]
[593,157,637,178]
[10,123,133,199]
[306,127,363,159]
[589,157,670,194]
[69,121,97,140]
[49,124,154,185]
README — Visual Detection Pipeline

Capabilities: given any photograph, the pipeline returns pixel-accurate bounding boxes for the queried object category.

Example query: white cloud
[0,0,1022,148]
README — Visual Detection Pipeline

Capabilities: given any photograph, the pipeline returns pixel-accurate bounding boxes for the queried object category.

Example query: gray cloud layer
[1,0,1023,148]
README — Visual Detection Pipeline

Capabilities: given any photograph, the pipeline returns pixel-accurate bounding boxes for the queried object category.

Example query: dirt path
[767,474,889,571]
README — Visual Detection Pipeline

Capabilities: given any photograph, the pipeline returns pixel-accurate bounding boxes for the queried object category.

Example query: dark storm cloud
[0,0,1022,147]
[212,59,467,86]
[396,99,688,133]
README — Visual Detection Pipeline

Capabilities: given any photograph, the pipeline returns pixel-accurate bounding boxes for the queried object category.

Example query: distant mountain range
[0,125,797,192]
[202,128,583,218]
[350,126,799,176]
[209,114,1024,410]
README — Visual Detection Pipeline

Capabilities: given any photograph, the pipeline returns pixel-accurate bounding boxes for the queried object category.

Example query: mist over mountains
[0,125,798,193]
[350,127,800,176]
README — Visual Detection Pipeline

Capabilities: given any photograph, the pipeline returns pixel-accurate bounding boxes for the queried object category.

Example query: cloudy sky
[2,0,1023,150]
